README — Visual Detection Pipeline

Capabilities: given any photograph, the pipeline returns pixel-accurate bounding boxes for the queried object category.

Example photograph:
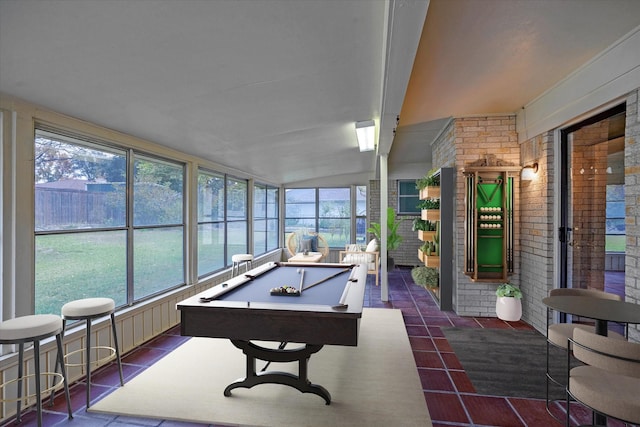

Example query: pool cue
[302,268,351,291]
[298,268,305,294]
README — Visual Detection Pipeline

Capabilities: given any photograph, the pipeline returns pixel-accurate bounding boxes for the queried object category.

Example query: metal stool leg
[110,313,124,386]
[49,318,66,407]
[34,340,43,426]
[85,318,91,408]
[55,332,73,419]
[16,343,24,423]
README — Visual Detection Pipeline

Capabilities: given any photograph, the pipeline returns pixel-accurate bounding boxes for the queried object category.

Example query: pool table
[177,261,368,404]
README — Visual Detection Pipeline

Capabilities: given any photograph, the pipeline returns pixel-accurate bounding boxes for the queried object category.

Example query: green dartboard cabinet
[462,167,519,282]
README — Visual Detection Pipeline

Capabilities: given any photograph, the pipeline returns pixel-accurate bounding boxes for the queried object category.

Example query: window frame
[397,179,420,215]
[253,182,279,255]
[33,127,187,315]
[284,186,366,248]
[196,168,249,278]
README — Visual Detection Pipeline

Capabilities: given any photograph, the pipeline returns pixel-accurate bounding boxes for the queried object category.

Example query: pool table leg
[224,340,331,405]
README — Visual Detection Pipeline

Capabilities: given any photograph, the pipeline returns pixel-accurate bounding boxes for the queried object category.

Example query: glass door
[559,105,626,325]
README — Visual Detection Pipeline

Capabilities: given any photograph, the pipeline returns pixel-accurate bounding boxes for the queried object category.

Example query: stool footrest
[0,372,65,403]
[64,346,117,367]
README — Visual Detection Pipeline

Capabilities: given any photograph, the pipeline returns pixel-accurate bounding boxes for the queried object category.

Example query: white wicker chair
[339,240,379,286]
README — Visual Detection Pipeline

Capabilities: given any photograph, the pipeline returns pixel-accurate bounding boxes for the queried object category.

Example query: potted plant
[412,218,431,231]
[413,218,435,241]
[411,266,439,289]
[416,169,441,199]
[418,198,440,221]
[417,199,440,210]
[495,283,523,321]
[415,168,440,190]
[367,207,403,270]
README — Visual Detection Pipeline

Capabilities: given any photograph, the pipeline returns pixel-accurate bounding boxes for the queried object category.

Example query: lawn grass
[606,235,625,252]
[36,227,250,315]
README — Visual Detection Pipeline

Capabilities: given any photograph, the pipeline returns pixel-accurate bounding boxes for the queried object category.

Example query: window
[197,170,248,277]
[355,185,367,245]
[34,129,185,315]
[606,184,625,252]
[284,186,365,248]
[398,180,420,214]
[226,176,248,265]
[254,183,279,255]
[319,188,350,247]
[285,188,317,233]
[133,155,185,300]
[197,170,225,277]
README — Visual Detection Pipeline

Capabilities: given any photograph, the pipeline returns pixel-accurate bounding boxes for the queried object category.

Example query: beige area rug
[90,308,431,427]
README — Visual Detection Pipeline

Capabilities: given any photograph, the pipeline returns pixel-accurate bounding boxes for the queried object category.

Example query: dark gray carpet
[441,327,573,400]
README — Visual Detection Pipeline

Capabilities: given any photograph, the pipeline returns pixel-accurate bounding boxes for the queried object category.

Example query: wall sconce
[521,162,538,181]
[355,120,375,152]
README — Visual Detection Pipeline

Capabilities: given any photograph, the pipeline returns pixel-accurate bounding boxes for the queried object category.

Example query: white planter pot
[496,297,522,321]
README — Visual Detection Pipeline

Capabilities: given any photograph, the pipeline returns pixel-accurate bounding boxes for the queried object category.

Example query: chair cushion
[298,238,312,253]
[343,253,366,264]
[570,365,640,424]
[547,323,625,349]
[306,235,318,252]
[341,254,376,272]
[365,239,378,262]
[62,297,115,318]
[0,314,62,341]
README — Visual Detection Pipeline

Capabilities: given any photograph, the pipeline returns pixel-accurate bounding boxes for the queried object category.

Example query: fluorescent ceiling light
[355,120,375,152]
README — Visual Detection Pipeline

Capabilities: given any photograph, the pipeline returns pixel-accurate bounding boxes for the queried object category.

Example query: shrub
[411,266,439,289]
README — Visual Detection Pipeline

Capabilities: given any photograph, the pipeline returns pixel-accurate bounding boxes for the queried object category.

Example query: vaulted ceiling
[2,0,640,185]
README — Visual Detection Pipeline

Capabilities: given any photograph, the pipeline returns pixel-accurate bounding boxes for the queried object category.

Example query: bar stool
[53,297,124,409]
[231,254,253,276]
[0,314,73,426]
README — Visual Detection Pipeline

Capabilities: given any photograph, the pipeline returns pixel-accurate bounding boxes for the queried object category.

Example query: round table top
[543,295,640,324]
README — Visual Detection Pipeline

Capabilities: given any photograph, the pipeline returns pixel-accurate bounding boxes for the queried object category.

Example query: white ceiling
[2,0,640,185]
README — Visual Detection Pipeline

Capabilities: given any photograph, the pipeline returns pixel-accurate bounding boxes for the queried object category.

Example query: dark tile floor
[1,268,629,427]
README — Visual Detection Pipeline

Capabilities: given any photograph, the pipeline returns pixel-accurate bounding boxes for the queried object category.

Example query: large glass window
[285,188,317,233]
[226,177,248,265]
[197,170,248,276]
[34,129,186,315]
[132,155,185,300]
[254,183,279,255]
[285,186,365,248]
[355,185,367,245]
[197,171,225,276]
[319,188,350,247]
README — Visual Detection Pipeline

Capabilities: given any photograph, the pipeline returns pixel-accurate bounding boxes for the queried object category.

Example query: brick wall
[519,132,555,332]
[519,89,640,336]
[423,116,522,316]
[369,96,640,337]
[625,90,640,342]
[451,116,521,316]
[367,180,421,267]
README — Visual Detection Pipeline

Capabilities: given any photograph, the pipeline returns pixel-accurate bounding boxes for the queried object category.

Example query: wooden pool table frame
[177,261,368,404]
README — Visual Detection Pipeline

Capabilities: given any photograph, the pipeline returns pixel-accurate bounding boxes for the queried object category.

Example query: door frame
[557,103,626,320]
